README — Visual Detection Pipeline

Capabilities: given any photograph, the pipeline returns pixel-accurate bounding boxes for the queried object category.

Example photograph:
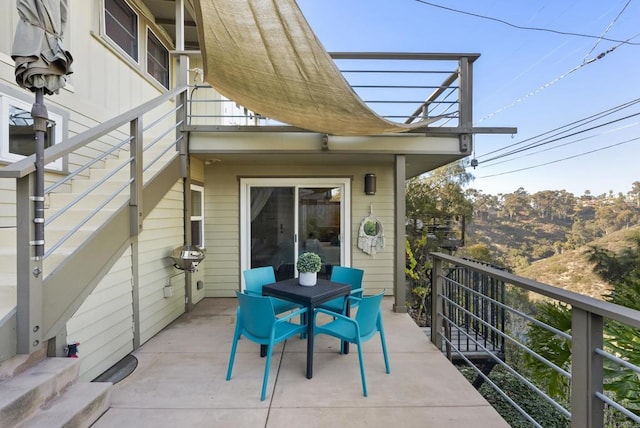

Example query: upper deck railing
[184,52,509,135]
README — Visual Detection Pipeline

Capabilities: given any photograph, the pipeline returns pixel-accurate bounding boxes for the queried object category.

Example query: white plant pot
[299,272,317,286]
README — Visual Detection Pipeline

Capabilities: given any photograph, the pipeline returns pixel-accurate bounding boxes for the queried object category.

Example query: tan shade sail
[193,0,431,136]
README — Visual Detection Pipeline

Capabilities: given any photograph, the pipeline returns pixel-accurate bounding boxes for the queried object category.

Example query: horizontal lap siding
[203,162,395,298]
[204,168,238,297]
[138,180,185,344]
[351,166,395,296]
[66,248,134,382]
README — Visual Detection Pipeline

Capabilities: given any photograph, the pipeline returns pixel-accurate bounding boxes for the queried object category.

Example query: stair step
[17,382,111,428]
[0,358,80,428]
[46,193,128,211]
[72,178,131,194]
[0,285,16,316]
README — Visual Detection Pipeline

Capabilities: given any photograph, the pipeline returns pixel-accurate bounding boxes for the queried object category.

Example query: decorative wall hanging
[357,206,385,256]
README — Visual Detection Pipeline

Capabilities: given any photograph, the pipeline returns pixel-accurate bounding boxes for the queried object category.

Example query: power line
[481,110,640,163]
[475,44,620,124]
[476,98,640,160]
[583,0,632,60]
[484,121,640,167]
[414,0,640,46]
[475,136,640,179]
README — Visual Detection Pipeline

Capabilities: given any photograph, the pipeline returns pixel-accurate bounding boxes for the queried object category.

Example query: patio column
[393,155,407,313]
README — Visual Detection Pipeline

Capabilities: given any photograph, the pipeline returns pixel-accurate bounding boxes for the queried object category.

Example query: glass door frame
[240,177,351,289]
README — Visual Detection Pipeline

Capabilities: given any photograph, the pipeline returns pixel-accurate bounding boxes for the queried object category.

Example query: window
[191,185,204,248]
[0,94,62,170]
[147,31,169,89]
[105,0,138,61]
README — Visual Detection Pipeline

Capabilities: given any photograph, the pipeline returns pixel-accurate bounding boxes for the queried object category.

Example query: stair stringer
[41,155,182,342]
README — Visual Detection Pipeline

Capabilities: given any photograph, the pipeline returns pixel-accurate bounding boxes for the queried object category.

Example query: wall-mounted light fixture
[364,173,376,195]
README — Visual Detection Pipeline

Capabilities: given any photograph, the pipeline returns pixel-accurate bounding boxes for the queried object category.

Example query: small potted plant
[296,252,322,286]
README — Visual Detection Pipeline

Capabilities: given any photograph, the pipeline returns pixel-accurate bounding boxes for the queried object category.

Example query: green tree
[586,234,640,415]
[527,234,640,416]
[502,187,531,219]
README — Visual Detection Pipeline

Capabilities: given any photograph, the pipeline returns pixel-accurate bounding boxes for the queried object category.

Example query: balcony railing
[430,252,640,428]
[185,53,480,133]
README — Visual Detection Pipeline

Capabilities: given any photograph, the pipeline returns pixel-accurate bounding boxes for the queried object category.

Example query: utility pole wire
[481,110,640,163]
[475,136,640,179]
[475,46,618,124]
[583,0,632,61]
[414,0,640,46]
[476,98,640,159]
[484,121,640,167]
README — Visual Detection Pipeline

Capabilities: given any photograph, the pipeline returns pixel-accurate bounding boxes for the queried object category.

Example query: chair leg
[261,344,273,401]
[379,330,390,374]
[226,330,240,380]
[355,341,368,397]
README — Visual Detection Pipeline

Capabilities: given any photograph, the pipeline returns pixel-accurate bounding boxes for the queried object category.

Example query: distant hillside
[466,215,571,265]
[514,226,640,299]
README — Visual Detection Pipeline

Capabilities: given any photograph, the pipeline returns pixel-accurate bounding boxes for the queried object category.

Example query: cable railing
[0,86,187,273]
[185,53,478,130]
[430,252,640,427]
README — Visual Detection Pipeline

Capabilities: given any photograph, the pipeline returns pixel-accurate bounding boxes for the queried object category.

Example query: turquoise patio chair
[226,290,308,401]
[314,291,390,397]
[317,266,364,314]
[243,266,300,314]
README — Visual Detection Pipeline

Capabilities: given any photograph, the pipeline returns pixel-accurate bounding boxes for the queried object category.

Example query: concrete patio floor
[92,297,508,428]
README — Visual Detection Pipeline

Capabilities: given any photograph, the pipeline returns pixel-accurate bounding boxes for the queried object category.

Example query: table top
[262,278,350,306]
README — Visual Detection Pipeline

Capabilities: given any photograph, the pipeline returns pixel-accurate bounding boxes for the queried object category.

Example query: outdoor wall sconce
[364,173,376,195]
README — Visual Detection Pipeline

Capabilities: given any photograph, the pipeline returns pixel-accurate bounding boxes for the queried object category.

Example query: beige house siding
[66,248,134,382]
[0,0,175,228]
[202,162,395,297]
[65,179,184,380]
[137,180,185,344]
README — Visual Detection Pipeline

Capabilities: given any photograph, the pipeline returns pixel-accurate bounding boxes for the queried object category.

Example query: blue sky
[296,0,640,197]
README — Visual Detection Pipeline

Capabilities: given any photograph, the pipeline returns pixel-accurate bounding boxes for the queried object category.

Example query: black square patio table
[262,277,350,379]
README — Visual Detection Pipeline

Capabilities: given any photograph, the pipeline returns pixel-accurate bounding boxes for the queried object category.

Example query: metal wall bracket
[459,134,471,153]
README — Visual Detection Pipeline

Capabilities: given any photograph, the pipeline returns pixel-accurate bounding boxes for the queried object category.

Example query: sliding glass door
[240,178,350,284]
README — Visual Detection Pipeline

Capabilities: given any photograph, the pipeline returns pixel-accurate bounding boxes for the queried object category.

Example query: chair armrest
[277,306,308,323]
[349,287,363,296]
[314,307,356,325]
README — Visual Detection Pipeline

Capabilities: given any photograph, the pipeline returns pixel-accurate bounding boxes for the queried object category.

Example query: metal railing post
[571,307,604,428]
[16,173,43,354]
[431,256,443,350]
[130,117,143,235]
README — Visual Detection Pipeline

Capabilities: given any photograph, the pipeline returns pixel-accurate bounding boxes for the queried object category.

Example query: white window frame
[239,177,352,283]
[0,94,63,170]
[146,28,170,89]
[103,0,139,63]
[191,184,204,248]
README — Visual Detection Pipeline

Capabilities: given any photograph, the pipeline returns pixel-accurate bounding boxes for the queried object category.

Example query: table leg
[306,304,314,379]
[260,344,267,357]
[342,298,350,354]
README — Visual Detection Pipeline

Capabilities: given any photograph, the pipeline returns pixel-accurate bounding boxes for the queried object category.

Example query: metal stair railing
[0,85,188,356]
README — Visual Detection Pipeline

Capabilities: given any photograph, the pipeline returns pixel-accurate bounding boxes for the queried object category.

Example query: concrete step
[17,382,111,428]
[0,357,111,428]
[0,358,80,427]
